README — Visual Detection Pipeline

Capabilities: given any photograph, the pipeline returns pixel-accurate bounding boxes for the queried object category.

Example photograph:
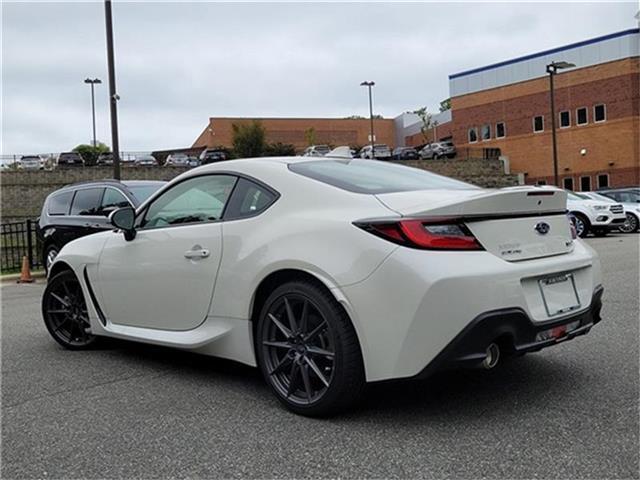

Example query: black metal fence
[1,220,41,273]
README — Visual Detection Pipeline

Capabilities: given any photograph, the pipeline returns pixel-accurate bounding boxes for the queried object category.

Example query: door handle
[184,247,210,259]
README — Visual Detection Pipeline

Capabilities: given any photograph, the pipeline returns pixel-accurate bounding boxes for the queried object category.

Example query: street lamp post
[84,78,102,147]
[546,61,575,186]
[360,81,375,156]
[104,0,121,180]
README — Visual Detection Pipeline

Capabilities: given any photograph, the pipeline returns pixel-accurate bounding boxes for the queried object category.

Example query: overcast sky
[2,1,637,154]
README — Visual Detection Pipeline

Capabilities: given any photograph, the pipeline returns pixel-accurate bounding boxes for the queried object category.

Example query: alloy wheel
[261,294,335,405]
[45,247,59,272]
[570,214,587,238]
[619,213,638,233]
[43,271,95,348]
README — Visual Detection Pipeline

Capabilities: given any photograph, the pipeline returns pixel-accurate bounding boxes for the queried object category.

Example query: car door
[68,187,106,239]
[96,174,237,331]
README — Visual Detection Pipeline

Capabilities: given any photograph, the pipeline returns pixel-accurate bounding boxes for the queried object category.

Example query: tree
[304,127,316,146]
[72,142,110,166]
[231,121,266,158]
[412,107,439,143]
[263,142,296,157]
[439,98,451,112]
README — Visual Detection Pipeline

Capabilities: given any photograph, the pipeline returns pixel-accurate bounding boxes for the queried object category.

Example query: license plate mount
[538,273,581,317]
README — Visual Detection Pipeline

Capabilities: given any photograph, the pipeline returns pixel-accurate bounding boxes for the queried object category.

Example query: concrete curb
[1,271,46,284]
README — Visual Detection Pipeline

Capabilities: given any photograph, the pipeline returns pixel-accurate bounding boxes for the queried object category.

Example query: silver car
[420,141,456,160]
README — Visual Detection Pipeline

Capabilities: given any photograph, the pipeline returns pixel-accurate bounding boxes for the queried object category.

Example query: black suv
[37,180,166,272]
[199,148,227,165]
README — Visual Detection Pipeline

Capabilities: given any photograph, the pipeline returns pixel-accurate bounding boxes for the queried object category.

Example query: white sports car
[43,157,604,416]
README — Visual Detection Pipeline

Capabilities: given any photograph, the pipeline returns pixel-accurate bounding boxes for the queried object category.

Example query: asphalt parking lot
[1,235,638,479]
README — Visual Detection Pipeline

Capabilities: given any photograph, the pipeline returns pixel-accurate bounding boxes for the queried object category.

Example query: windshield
[588,193,615,203]
[289,159,476,194]
[567,192,590,201]
[128,184,165,203]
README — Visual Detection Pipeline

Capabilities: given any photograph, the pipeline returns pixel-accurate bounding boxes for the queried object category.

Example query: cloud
[1,1,637,153]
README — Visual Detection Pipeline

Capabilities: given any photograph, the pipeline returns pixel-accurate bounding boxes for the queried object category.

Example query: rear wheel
[42,270,97,350]
[569,213,589,238]
[256,280,365,416]
[619,213,639,233]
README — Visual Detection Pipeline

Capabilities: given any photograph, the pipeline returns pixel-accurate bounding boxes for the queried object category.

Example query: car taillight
[354,218,483,250]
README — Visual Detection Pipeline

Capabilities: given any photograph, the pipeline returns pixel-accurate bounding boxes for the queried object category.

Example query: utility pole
[546,61,575,186]
[84,78,101,147]
[105,0,121,180]
[360,81,375,157]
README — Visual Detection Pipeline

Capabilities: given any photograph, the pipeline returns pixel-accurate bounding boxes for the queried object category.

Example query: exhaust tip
[482,343,500,369]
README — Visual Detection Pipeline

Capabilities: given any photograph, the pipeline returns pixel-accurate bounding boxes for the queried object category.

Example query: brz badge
[535,222,551,235]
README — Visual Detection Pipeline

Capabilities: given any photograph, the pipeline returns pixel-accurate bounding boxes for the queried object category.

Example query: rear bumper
[414,286,604,379]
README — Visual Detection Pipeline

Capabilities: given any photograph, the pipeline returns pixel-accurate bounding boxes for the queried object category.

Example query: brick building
[191,28,639,189]
[404,28,640,189]
[192,117,396,153]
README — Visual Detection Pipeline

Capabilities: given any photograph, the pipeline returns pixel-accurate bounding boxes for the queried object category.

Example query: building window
[559,111,570,128]
[533,116,544,133]
[597,174,609,189]
[594,104,606,122]
[468,127,478,143]
[536,180,547,186]
[481,124,491,141]
[576,107,588,125]
[495,122,505,138]
[563,177,574,191]
[580,176,591,192]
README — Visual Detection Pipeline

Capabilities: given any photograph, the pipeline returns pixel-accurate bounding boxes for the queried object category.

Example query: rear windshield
[289,159,476,194]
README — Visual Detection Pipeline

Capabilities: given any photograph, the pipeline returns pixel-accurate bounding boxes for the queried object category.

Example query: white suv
[582,191,640,233]
[360,144,392,160]
[302,145,331,157]
[566,191,626,237]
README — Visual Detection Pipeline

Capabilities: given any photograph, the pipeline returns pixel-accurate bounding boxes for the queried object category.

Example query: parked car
[597,187,640,204]
[165,153,190,167]
[96,153,114,166]
[582,191,640,233]
[17,155,44,170]
[360,144,392,160]
[36,180,166,273]
[134,155,158,167]
[391,147,419,161]
[566,191,626,238]
[302,145,331,157]
[199,148,227,164]
[43,158,604,416]
[187,156,201,168]
[56,152,84,167]
[419,141,456,160]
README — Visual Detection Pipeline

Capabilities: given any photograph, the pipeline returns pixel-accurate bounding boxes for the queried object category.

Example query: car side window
[100,188,130,216]
[70,188,104,216]
[48,191,74,216]
[141,175,236,229]
[224,178,277,220]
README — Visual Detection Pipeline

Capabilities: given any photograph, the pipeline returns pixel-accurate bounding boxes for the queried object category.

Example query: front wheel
[256,280,365,416]
[43,244,59,274]
[619,213,639,233]
[569,213,589,238]
[42,270,97,350]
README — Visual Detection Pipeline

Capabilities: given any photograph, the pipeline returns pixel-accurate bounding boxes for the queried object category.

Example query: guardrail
[1,220,41,273]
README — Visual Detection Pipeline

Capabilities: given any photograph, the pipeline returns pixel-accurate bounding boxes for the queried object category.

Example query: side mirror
[109,206,136,241]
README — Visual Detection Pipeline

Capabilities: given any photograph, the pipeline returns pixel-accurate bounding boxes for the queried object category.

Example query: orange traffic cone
[17,256,35,284]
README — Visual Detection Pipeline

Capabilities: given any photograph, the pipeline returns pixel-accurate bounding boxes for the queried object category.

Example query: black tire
[43,244,59,274]
[619,213,639,233]
[42,270,97,350]
[256,280,365,416]
[569,213,590,238]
